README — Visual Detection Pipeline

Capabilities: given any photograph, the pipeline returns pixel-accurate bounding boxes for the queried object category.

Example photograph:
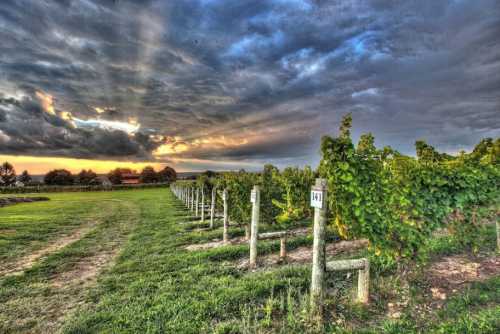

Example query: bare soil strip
[0,196,50,208]
[238,239,369,269]
[387,253,500,319]
[427,253,500,293]
[0,223,99,277]
[184,227,311,251]
[50,250,118,288]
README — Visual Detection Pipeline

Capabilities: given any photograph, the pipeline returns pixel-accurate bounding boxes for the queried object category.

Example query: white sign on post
[310,190,323,209]
[250,190,257,203]
[222,191,227,201]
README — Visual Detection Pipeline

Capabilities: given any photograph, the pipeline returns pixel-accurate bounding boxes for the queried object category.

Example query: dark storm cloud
[0,93,158,159]
[0,0,499,168]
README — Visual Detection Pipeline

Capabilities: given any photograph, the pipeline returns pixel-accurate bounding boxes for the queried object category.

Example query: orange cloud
[35,91,55,115]
[153,135,248,157]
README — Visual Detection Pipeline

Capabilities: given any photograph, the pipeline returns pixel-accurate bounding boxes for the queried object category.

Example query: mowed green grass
[0,189,498,333]
[0,192,114,264]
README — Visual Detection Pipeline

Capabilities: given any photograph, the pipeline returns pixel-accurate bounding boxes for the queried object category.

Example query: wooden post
[188,187,192,211]
[195,187,199,217]
[310,178,327,321]
[496,220,500,253]
[191,187,194,212]
[244,225,250,241]
[326,258,370,304]
[223,189,229,243]
[201,186,205,222]
[192,187,195,213]
[249,185,260,269]
[210,186,216,229]
[280,236,287,260]
[358,258,370,304]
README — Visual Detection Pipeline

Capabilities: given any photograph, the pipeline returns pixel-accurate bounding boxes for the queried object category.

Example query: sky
[0,0,499,173]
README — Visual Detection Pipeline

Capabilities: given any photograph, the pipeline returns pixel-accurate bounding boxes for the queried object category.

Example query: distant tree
[0,162,16,186]
[76,169,98,185]
[18,170,32,184]
[157,166,177,183]
[202,170,217,178]
[44,169,74,186]
[139,166,158,183]
[107,168,132,185]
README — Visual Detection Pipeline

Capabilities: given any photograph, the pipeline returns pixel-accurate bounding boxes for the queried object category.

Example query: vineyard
[174,116,499,269]
[167,116,499,332]
[0,116,498,333]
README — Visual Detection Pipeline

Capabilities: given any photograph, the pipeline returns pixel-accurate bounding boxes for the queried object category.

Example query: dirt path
[0,200,141,334]
[425,253,500,302]
[386,253,500,319]
[50,249,119,288]
[0,222,99,277]
[238,239,369,269]
[184,227,310,251]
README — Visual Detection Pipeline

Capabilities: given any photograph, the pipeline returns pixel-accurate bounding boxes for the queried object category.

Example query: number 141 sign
[310,190,324,209]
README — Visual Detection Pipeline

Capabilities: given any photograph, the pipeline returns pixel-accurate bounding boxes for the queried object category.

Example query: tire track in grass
[0,197,141,334]
[0,197,123,274]
[0,222,101,277]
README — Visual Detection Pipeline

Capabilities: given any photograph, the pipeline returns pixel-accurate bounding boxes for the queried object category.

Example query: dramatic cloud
[0,0,499,171]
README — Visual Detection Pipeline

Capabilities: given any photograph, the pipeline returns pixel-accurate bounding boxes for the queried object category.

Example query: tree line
[0,163,176,186]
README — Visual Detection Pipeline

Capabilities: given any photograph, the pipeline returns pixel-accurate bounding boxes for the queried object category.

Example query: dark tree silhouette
[18,170,32,184]
[139,166,158,183]
[76,169,99,185]
[107,168,133,185]
[0,162,16,186]
[44,169,74,185]
[157,166,177,183]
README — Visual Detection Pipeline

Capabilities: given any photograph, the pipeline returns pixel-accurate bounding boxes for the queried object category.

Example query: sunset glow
[0,155,167,175]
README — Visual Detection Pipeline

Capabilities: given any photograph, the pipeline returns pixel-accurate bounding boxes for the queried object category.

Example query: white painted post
[210,186,216,229]
[190,187,194,212]
[201,185,205,222]
[195,187,199,217]
[249,185,260,269]
[310,178,327,321]
[223,189,229,243]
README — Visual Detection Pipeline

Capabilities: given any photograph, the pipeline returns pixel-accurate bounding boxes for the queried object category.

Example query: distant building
[96,176,112,187]
[15,181,25,187]
[121,173,140,184]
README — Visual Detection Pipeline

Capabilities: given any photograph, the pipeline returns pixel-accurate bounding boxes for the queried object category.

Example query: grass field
[0,188,498,333]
